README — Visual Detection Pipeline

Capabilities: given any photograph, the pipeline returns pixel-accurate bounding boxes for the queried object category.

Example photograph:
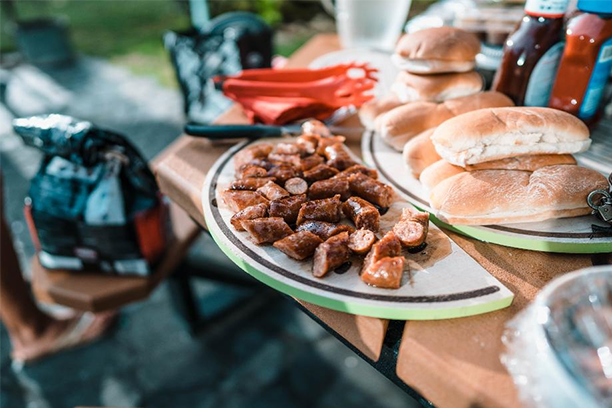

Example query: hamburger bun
[393,27,481,74]
[391,71,484,103]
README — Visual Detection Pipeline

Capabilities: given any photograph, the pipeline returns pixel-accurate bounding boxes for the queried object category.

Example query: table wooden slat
[397,231,607,408]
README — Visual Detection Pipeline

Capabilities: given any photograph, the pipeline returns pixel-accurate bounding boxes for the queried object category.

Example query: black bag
[13,114,172,276]
[164,12,273,123]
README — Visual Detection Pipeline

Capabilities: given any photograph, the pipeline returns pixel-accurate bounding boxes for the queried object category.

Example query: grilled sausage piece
[230,177,277,191]
[234,143,273,171]
[315,136,346,156]
[393,207,430,248]
[348,229,376,255]
[361,256,405,289]
[334,164,378,180]
[303,164,339,183]
[342,197,380,232]
[273,231,323,260]
[267,165,300,185]
[324,143,357,171]
[296,135,320,155]
[257,181,290,201]
[284,177,308,195]
[309,178,350,201]
[296,194,343,225]
[222,190,269,212]
[268,153,302,168]
[348,173,393,208]
[230,203,268,231]
[296,221,355,241]
[312,232,350,278]
[241,217,293,245]
[302,119,331,137]
[362,231,402,273]
[300,154,324,171]
[236,164,268,179]
[268,194,307,225]
[272,142,302,156]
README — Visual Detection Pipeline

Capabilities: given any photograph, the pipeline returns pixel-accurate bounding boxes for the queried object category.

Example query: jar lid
[578,0,612,14]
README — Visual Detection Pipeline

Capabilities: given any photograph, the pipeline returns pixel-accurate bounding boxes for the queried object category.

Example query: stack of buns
[360,27,515,155]
[358,27,608,226]
[421,107,608,225]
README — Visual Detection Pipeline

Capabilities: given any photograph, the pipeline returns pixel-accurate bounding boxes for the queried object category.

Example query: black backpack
[164,12,273,124]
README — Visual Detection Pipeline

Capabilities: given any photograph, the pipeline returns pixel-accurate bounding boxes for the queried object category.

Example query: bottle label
[524,42,565,107]
[525,0,569,17]
[579,38,612,119]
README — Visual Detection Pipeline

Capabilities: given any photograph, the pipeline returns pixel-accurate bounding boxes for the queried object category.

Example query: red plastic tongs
[218,63,377,103]
[211,63,378,125]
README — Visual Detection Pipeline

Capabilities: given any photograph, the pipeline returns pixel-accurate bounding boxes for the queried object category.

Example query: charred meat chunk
[268,153,302,168]
[296,221,354,241]
[273,231,323,260]
[312,232,350,278]
[348,229,376,255]
[241,217,293,245]
[284,177,308,195]
[267,164,300,185]
[334,164,378,180]
[323,143,357,170]
[315,136,346,156]
[299,154,325,171]
[234,143,273,171]
[296,194,343,225]
[268,194,307,225]
[296,134,320,155]
[222,190,269,213]
[342,197,380,232]
[230,203,268,231]
[272,142,303,156]
[362,231,402,273]
[236,164,268,179]
[303,164,339,183]
[257,181,290,201]
[309,178,351,201]
[361,257,404,289]
[348,173,393,208]
[393,207,429,248]
[302,119,331,137]
[230,177,277,191]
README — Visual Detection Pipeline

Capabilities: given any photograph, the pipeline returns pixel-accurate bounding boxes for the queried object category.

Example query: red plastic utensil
[214,63,378,124]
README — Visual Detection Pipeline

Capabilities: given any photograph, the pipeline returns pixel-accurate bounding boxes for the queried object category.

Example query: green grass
[1,0,191,87]
[0,0,436,87]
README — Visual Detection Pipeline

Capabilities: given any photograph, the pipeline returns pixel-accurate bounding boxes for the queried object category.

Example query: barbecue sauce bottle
[492,0,569,106]
[549,1,612,125]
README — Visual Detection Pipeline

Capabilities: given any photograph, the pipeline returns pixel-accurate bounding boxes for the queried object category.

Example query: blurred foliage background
[0,0,434,87]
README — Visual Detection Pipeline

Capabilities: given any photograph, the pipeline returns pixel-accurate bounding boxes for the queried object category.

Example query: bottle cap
[578,0,612,14]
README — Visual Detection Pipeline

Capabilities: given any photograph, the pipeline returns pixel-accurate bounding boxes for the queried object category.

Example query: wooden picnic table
[153,34,611,408]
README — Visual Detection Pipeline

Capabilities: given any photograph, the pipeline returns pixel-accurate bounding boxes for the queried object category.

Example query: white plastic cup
[323,0,412,52]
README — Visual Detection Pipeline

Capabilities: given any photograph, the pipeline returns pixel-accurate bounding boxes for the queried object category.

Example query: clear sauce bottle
[492,0,569,106]
[549,1,612,125]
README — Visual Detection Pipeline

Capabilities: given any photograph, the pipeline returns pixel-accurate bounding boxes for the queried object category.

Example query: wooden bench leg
[167,268,201,335]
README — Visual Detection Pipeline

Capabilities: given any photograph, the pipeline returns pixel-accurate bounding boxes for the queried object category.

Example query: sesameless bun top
[395,27,481,61]
[431,107,591,166]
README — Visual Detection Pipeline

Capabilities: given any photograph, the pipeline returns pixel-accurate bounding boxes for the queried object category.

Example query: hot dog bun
[431,107,591,166]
